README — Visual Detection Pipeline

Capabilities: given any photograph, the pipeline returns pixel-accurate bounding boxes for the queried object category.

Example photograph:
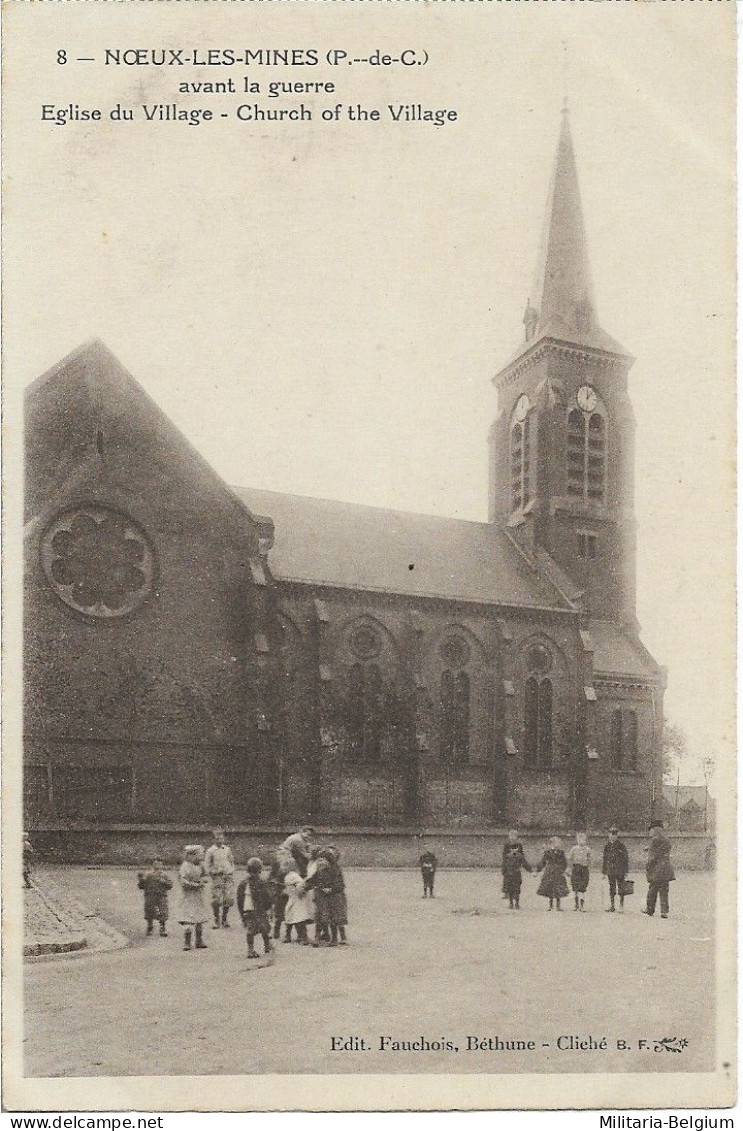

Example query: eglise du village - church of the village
[23,110,666,861]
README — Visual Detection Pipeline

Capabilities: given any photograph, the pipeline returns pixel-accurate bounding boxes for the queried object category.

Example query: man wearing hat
[642,821,675,919]
[602,827,630,913]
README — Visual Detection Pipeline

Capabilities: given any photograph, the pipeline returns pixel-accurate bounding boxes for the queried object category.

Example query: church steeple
[530,106,596,342]
[489,109,638,626]
[521,110,628,358]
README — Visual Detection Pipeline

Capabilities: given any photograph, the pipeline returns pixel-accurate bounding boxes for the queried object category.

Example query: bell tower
[489,108,637,626]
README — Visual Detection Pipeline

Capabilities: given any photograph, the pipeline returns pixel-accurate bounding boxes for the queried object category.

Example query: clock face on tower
[515,393,530,422]
[576,384,597,413]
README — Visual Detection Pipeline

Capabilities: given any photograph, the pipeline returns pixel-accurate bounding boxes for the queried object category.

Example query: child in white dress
[177,845,209,950]
[283,870,313,944]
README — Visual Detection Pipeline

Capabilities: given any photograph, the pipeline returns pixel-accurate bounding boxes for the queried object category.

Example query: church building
[23,112,665,846]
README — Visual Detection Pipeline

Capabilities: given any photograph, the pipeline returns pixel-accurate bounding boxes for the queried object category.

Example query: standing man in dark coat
[602,826,630,913]
[642,821,675,919]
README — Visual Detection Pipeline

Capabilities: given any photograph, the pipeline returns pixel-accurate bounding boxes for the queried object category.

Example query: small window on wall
[53,765,133,821]
[578,532,598,559]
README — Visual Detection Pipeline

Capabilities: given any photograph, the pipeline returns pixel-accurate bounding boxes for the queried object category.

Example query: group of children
[498,828,633,912]
[135,824,644,950]
[130,819,678,951]
[137,826,349,958]
[413,827,635,914]
[26,818,665,947]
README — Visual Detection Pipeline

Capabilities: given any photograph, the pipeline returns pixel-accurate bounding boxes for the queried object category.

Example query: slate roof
[588,619,659,679]
[234,487,572,610]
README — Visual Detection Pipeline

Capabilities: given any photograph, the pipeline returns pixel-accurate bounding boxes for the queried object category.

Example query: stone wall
[29,826,716,871]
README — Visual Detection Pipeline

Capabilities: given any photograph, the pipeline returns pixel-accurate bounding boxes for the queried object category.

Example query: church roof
[234,487,572,611]
[498,110,630,376]
[588,619,659,679]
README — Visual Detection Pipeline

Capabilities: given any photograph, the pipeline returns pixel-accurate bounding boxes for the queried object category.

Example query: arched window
[348,662,365,758]
[587,415,606,501]
[610,709,623,770]
[510,417,532,512]
[625,710,638,771]
[454,671,470,763]
[567,409,585,498]
[538,679,553,765]
[524,676,539,766]
[524,674,552,768]
[277,615,306,756]
[366,664,383,759]
[567,405,606,503]
[440,669,470,764]
[441,669,454,761]
[347,662,384,760]
[610,708,639,771]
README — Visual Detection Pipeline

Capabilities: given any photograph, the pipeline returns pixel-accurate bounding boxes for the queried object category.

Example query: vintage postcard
[2,0,736,1114]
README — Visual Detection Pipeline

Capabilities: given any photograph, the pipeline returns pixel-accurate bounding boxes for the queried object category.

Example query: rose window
[41,506,155,618]
[349,624,382,660]
[440,635,471,668]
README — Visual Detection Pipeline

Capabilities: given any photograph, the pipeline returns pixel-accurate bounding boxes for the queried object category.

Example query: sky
[5,2,736,781]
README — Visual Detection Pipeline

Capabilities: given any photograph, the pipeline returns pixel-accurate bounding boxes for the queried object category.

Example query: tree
[662,719,688,785]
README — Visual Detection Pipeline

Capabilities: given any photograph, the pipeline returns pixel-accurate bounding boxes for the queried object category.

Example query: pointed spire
[495,110,632,382]
[530,109,598,345]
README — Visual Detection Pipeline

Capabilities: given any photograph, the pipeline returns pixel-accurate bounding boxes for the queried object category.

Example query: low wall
[28,825,716,871]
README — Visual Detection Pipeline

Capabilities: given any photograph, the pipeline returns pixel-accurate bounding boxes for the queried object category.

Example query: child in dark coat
[137,858,173,937]
[536,837,569,910]
[237,857,274,959]
[303,846,348,946]
[602,826,630,913]
[326,847,348,946]
[267,856,288,941]
[419,849,437,898]
[501,830,532,909]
